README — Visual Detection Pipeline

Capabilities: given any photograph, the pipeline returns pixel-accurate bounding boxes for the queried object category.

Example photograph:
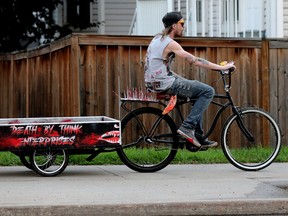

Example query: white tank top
[144,35,175,91]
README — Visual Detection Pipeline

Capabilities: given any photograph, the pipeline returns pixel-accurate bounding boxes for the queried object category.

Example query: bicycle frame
[174,94,232,140]
[172,70,254,141]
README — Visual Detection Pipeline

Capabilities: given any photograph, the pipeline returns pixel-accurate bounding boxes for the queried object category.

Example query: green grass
[0,146,287,166]
[173,148,228,164]
[0,152,25,166]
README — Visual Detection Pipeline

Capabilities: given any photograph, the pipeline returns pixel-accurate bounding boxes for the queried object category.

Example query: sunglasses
[177,19,185,27]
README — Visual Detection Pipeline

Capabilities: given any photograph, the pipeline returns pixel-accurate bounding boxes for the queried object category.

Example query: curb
[1,199,288,215]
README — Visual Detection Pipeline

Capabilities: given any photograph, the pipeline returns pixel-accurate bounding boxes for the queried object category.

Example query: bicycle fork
[232,106,255,142]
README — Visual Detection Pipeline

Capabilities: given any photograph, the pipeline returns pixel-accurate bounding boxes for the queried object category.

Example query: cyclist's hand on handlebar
[220,61,236,72]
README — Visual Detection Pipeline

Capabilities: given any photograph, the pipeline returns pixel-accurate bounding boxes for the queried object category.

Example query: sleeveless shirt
[144,35,175,91]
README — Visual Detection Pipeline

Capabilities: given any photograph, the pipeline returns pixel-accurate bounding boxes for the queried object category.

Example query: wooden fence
[0,34,287,144]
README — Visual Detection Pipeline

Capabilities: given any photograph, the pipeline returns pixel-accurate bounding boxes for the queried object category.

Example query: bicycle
[117,68,282,172]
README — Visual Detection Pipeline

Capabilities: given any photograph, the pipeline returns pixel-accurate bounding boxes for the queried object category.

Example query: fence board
[108,46,120,117]
[0,61,11,117]
[51,52,60,116]
[95,45,108,116]
[70,37,81,116]
[276,49,288,140]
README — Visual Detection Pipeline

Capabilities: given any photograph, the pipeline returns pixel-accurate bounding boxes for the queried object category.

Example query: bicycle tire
[30,149,69,177]
[221,107,281,171]
[117,107,179,172]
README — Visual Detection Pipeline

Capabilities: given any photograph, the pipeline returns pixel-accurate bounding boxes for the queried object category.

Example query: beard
[176,30,183,37]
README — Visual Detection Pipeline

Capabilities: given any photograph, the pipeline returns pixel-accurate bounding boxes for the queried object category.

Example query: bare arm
[165,41,236,71]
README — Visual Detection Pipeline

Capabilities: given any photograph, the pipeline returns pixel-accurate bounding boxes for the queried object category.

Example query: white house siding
[103,0,136,35]
[284,0,288,37]
[263,0,268,37]
[136,0,168,35]
[89,0,136,35]
[91,0,98,26]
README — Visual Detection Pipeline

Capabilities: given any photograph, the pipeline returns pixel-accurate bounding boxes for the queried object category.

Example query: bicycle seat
[156,92,171,100]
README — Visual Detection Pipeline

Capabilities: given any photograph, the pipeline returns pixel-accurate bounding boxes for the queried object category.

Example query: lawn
[0,146,287,166]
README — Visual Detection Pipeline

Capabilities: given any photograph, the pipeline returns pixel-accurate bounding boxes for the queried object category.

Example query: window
[67,0,91,25]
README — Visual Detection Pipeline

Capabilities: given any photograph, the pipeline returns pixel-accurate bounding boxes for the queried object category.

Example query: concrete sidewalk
[0,163,288,215]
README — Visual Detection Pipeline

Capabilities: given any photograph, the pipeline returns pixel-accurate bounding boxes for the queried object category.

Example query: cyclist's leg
[170,77,214,130]
[169,77,215,146]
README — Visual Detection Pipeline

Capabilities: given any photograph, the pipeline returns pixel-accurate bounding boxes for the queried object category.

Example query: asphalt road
[0,163,288,215]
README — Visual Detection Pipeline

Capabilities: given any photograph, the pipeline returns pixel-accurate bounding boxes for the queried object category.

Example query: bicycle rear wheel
[222,107,281,171]
[117,107,179,172]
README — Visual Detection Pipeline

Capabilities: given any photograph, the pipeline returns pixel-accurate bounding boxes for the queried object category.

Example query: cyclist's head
[161,12,184,38]
[162,12,183,28]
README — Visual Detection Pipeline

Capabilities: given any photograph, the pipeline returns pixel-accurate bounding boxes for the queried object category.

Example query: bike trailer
[0,116,121,151]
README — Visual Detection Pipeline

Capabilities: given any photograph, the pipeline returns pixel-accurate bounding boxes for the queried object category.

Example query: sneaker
[202,139,218,147]
[177,125,201,147]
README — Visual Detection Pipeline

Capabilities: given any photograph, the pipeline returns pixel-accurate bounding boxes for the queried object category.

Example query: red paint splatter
[61,119,73,122]
[8,120,20,124]
[78,133,100,146]
[49,130,60,136]
[0,137,22,149]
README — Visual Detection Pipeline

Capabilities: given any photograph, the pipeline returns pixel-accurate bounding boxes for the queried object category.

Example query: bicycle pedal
[199,146,209,151]
[185,142,201,152]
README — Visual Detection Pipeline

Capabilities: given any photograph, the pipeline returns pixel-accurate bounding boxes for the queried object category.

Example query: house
[54,0,288,38]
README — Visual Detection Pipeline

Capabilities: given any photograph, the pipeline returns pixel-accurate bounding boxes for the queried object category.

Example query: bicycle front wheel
[222,107,281,171]
[117,107,179,172]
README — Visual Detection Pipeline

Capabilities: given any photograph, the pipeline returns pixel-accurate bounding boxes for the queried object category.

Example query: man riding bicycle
[144,11,235,148]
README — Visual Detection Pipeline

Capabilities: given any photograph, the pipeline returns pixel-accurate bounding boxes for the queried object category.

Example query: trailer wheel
[30,149,69,177]
[19,155,34,170]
